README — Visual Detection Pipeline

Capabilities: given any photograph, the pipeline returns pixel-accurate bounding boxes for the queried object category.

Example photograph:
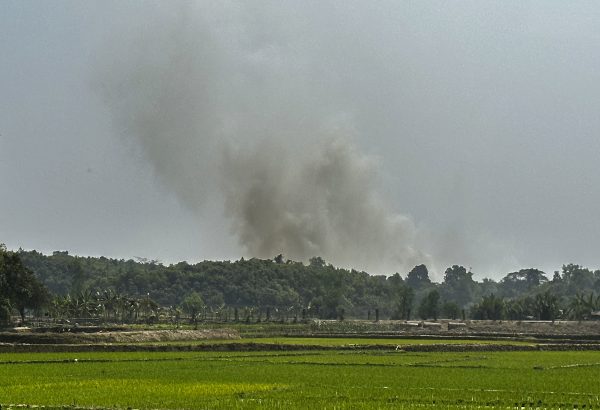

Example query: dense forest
[2,246,598,324]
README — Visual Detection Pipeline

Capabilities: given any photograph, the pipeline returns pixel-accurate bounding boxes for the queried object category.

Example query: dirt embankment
[307,319,600,341]
[0,329,240,345]
[2,320,600,353]
[452,320,600,337]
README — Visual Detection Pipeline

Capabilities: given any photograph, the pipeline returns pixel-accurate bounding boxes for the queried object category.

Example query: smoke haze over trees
[98,3,428,275]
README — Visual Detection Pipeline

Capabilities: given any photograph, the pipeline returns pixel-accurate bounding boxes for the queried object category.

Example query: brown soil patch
[0,329,240,344]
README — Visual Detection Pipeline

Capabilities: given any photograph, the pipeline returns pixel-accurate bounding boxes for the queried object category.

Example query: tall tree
[499,269,548,298]
[181,291,205,327]
[0,244,49,323]
[418,289,440,320]
[562,264,595,291]
[393,284,414,320]
[442,265,475,309]
[406,264,431,289]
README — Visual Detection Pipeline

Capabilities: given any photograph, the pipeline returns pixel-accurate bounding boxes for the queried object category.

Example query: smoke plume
[99,3,429,273]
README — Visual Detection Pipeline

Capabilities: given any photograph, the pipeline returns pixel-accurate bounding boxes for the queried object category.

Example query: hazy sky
[2,1,600,280]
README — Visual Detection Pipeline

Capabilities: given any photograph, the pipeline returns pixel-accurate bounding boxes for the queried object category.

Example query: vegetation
[0,246,598,324]
[1,350,599,409]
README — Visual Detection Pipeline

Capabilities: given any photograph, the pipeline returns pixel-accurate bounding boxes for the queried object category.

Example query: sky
[2,1,600,280]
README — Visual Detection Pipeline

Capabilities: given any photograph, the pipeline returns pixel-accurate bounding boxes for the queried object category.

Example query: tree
[504,297,533,320]
[499,269,548,298]
[442,265,475,309]
[568,292,600,321]
[569,293,589,321]
[552,271,561,283]
[99,289,119,321]
[471,294,504,320]
[418,289,440,320]
[139,294,159,323]
[392,284,414,320]
[406,264,431,289]
[67,260,86,295]
[181,292,204,327]
[441,301,460,319]
[478,278,499,298]
[0,296,11,327]
[309,256,326,268]
[0,245,49,323]
[562,264,595,291]
[534,291,560,321]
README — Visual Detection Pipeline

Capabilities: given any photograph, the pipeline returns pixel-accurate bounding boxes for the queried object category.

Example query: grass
[1,350,599,409]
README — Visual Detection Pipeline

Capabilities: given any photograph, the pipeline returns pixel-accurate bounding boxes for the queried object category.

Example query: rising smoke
[99,2,430,274]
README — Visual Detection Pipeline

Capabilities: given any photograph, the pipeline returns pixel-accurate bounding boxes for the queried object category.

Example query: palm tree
[49,295,70,321]
[139,294,158,322]
[569,293,588,321]
[569,292,600,321]
[99,289,119,322]
[125,298,140,323]
[534,292,560,321]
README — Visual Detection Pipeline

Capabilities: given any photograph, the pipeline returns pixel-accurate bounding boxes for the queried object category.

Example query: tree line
[2,246,600,325]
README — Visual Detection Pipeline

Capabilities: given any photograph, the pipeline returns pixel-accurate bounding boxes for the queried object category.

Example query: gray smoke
[98,2,430,273]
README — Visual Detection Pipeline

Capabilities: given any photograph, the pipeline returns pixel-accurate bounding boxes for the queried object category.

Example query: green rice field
[1,347,599,409]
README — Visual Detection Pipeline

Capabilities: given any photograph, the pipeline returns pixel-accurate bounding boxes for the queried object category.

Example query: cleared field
[1,349,599,409]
